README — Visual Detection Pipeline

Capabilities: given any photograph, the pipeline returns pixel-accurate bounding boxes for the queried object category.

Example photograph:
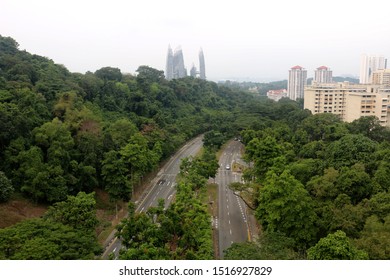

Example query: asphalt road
[216,140,250,259]
[102,135,204,259]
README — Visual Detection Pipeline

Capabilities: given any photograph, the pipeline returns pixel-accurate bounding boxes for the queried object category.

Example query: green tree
[245,136,282,181]
[101,150,132,202]
[224,232,298,260]
[335,163,372,204]
[44,192,99,233]
[0,218,101,260]
[256,170,317,249]
[103,118,138,149]
[0,171,14,202]
[325,134,377,168]
[355,215,390,259]
[307,230,368,260]
[94,67,122,82]
[348,116,389,142]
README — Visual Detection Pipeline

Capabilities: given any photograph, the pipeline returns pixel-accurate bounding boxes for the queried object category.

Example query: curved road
[102,135,204,259]
[216,140,250,258]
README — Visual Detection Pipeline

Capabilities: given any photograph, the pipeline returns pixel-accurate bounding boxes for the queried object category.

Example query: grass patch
[204,183,218,217]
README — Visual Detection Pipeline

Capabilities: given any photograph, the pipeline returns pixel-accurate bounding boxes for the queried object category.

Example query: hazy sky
[1,0,390,82]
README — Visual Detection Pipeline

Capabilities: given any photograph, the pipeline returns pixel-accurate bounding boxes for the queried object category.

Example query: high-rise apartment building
[314,66,332,84]
[359,54,387,84]
[199,48,206,80]
[288,65,307,100]
[372,69,390,86]
[304,82,390,126]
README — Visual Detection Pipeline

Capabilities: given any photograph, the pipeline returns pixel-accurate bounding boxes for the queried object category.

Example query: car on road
[225,164,230,170]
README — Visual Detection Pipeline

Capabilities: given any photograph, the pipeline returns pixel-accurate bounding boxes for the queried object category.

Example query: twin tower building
[165,45,206,80]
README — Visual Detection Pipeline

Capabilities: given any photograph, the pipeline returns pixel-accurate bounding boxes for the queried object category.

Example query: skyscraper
[288,65,307,100]
[199,48,206,80]
[165,45,205,80]
[172,46,187,79]
[360,54,387,84]
[314,66,332,84]
[165,45,174,80]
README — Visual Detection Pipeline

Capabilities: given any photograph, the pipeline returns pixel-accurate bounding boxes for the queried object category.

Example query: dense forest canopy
[1,35,390,260]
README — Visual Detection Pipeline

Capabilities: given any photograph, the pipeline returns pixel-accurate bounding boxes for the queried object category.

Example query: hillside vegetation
[1,35,390,260]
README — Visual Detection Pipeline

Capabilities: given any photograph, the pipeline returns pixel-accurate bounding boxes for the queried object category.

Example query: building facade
[359,54,387,84]
[288,65,307,100]
[372,69,390,86]
[304,82,390,126]
[172,46,187,79]
[314,66,332,84]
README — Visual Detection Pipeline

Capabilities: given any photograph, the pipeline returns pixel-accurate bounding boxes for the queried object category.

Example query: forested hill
[0,34,258,204]
[3,35,390,260]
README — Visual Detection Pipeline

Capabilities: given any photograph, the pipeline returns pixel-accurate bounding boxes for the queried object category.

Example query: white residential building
[359,54,387,84]
[288,65,307,100]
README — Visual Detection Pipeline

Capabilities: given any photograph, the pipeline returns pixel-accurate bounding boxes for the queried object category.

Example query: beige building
[372,69,390,86]
[304,82,390,126]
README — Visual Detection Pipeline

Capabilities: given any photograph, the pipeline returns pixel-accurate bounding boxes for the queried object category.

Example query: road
[216,140,250,258]
[102,135,204,259]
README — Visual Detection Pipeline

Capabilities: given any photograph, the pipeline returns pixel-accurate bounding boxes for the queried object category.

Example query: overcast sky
[1,0,390,82]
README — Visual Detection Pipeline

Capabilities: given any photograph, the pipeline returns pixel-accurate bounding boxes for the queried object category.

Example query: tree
[306,167,339,200]
[103,118,138,149]
[94,67,122,82]
[347,116,389,142]
[298,113,347,142]
[136,65,165,92]
[15,146,68,203]
[224,232,298,260]
[101,150,132,202]
[0,35,19,55]
[335,163,372,204]
[355,215,390,259]
[325,134,377,169]
[307,230,368,260]
[256,170,317,249]
[0,218,101,260]
[0,171,14,202]
[44,192,99,233]
[244,136,282,181]
[33,118,74,167]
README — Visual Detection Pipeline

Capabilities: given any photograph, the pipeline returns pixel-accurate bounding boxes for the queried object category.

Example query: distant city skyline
[1,0,390,82]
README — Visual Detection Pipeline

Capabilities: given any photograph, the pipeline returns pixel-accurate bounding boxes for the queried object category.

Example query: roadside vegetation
[1,34,390,259]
